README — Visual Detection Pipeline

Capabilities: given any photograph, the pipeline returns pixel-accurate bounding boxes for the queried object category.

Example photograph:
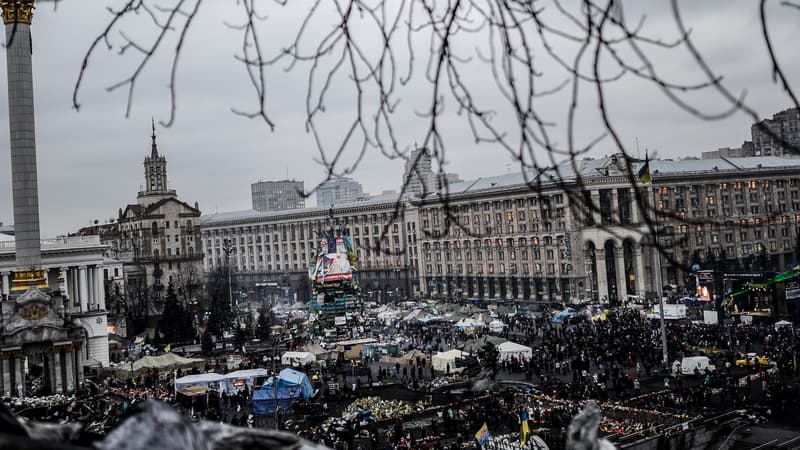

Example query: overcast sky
[0,1,797,237]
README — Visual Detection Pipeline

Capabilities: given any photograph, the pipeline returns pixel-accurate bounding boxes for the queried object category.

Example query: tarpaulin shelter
[497,341,533,362]
[551,308,577,323]
[252,368,314,416]
[113,352,205,378]
[462,335,507,353]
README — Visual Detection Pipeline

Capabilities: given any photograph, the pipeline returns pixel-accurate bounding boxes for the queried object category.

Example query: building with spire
[0,0,110,395]
[115,123,203,315]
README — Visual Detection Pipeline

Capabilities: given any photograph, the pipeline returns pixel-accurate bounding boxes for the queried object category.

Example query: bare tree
[71,1,800,272]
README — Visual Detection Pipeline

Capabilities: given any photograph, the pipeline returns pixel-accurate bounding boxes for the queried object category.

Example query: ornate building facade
[116,124,203,293]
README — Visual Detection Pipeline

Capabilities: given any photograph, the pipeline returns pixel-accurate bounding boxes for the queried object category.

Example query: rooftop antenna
[635,137,641,160]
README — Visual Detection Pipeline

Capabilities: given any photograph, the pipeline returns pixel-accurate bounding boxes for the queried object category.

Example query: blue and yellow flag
[521,418,530,446]
[638,153,651,184]
[475,422,491,445]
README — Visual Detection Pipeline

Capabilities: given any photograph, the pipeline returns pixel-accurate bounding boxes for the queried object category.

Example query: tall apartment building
[402,148,461,197]
[316,177,364,207]
[752,107,800,156]
[251,180,305,212]
[203,154,800,305]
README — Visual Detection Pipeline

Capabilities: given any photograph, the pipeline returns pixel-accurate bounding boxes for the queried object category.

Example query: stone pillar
[87,267,95,310]
[595,249,608,302]
[634,245,646,296]
[95,266,106,311]
[78,266,88,313]
[64,348,74,392]
[1,272,8,299]
[61,268,70,313]
[615,246,627,301]
[590,190,601,225]
[14,356,24,397]
[1,353,9,397]
[611,189,620,224]
[71,268,79,307]
[52,347,62,394]
[75,341,85,387]
[629,188,640,224]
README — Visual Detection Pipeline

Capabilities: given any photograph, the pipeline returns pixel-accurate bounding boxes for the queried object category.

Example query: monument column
[78,266,88,312]
[1,0,43,276]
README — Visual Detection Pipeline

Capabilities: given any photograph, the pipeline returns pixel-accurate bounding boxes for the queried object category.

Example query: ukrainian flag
[521,418,530,446]
[638,154,651,184]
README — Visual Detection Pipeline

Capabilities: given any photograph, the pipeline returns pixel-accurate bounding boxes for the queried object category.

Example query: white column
[78,266,88,313]
[15,357,24,397]
[595,249,608,302]
[634,245,646,296]
[64,349,74,392]
[629,188,640,224]
[1,272,8,299]
[52,349,62,394]
[87,267,96,310]
[95,266,106,311]
[61,268,70,309]
[590,190,601,225]
[611,190,620,224]
[615,246,627,301]
[1,355,9,396]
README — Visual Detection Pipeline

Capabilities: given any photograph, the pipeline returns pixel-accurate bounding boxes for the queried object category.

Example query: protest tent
[497,341,533,362]
[432,349,466,373]
[775,320,793,331]
[281,351,316,367]
[113,352,205,378]
[222,368,269,393]
[252,368,314,416]
[175,373,226,393]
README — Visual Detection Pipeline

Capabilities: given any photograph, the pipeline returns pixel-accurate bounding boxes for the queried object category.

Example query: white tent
[775,320,793,331]
[222,368,269,393]
[432,349,465,373]
[489,319,505,334]
[175,373,226,393]
[281,351,316,366]
[497,341,533,362]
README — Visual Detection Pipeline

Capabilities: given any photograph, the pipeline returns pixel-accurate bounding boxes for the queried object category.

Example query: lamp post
[223,238,235,319]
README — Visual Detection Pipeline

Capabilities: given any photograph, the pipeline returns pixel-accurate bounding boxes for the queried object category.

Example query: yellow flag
[164,344,171,353]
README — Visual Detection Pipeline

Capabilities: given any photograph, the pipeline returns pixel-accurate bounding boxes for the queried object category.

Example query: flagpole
[650,185,669,370]
[640,153,669,370]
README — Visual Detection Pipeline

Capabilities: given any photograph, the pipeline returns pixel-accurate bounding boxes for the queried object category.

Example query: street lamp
[223,239,236,328]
